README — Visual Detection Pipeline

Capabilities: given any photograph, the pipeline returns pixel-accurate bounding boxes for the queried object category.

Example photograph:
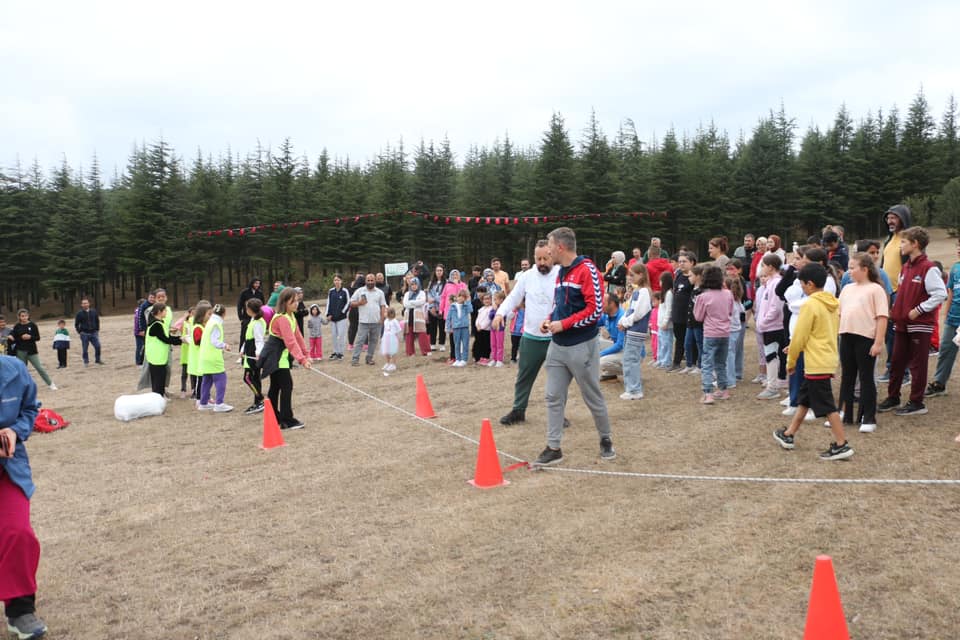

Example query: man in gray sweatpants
[535,227,615,466]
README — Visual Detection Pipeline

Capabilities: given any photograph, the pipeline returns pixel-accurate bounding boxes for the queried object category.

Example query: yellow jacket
[786,291,839,375]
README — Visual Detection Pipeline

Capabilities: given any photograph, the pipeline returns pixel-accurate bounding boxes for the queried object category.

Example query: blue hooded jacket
[0,356,40,498]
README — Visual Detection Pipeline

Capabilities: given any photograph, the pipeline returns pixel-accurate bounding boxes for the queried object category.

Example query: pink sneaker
[477,358,490,365]
[447,358,456,365]
[701,393,715,405]
[714,390,731,401]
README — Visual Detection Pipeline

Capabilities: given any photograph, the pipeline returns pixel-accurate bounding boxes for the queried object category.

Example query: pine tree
[535,113,575,216]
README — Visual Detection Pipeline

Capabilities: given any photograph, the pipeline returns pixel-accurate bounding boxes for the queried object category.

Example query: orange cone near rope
[803,555,850,640]
[415,374,436,419]
[469,419,509,488]
[259,399,287,450]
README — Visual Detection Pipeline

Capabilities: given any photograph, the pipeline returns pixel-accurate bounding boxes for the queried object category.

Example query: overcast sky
[2,0,958,180]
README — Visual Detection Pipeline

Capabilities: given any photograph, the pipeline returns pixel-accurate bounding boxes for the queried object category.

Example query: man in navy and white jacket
[534,227,615,466]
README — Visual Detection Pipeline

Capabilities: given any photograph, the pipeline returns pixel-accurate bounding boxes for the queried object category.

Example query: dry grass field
[15,231,960,639]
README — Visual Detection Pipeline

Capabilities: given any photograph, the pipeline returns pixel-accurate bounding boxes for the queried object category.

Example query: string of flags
[188,210,668,238]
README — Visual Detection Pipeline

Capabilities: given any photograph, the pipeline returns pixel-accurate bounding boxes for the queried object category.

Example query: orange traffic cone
[803,555,850,640]
[469,419,509,488]
[259,398,287,450]
[415,374,436,419]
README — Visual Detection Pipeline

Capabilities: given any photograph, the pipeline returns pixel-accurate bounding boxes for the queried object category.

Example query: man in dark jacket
[375,273,393,306]
[74,297,104,366]
[236,278,265,350]
[878,204,912,381]
[534,227,615,466]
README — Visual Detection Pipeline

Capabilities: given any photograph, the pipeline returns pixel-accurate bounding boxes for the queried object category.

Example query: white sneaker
[213,403,234,413]
[751,374,766,384]
[804,409,816,421]
[823,411,843,427]
[494,361,504,368]
[487,360,496,367]
[454,360,466,367]
[757,388,781,399]
[781,406,797,416]
[387,364,397,372]
[859,422,877,433]
[687,367,700,375]
[619,391,644,400]
[198,403,213,411]
[779,397,791,406]
[48,383,58,391]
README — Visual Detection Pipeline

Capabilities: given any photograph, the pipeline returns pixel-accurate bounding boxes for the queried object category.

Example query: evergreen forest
[2,90,959,314]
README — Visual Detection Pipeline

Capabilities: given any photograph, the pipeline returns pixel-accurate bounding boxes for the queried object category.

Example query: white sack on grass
[114,392,167,422]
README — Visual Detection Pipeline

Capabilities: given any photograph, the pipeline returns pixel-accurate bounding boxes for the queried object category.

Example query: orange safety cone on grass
[469,419,509,488]
[803,555,850,640]
[415,374,436,419]
[259,398,287,450]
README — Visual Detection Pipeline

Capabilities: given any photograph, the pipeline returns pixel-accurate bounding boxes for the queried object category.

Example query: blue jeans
[726,325,745,384]
[701,337,729,393]
[789,353,805,407]
[80,332,101,364]
[684,326,703,367]
[622,333,646,395]
[934,323,959,385]
[135,334,145,365]
[657,326,674,367]
[452,327,470,362]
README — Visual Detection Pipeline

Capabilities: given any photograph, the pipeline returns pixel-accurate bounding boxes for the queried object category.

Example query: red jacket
[890,253,942,333]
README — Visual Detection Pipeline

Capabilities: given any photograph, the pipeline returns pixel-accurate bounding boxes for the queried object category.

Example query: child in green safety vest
[242,299,267,415]
[198,304,233,413]
[188,302,210,404]
[260,287,311,429]
[175,307,194,399]
[145,303,183,397]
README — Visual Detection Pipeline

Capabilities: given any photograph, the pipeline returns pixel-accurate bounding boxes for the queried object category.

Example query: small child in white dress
[381,307,402,374]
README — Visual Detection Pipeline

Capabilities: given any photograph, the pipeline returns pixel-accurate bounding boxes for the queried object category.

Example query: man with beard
[493,240,566,427]
[349,274,387,366]
[878,204,911,382]
[375,272,393,306]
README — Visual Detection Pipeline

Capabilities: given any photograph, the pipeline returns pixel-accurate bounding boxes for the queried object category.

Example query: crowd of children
[8,218,960,453]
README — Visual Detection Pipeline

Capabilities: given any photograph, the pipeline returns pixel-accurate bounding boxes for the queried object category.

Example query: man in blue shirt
[599,296,625,381]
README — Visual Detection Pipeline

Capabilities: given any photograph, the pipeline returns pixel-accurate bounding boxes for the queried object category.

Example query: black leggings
[268,369,294,425]
[472,330,490,361]
[762,329,788,381]
[839,333,877,424]
[149,363,167,396]
[427,314,446,346]
[244,367,264,404]
[672,324,687,366]
[511,334,522,361]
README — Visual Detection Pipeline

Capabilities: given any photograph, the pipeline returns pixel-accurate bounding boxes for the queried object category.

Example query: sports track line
[307,367,960,486]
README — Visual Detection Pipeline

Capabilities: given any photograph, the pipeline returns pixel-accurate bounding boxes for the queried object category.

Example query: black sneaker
[281,419,305,430]
[894,401,928,416]
[600,437,615,460]
[819,441,854,461]
[773,428,795,450]
[534,447,563,466]
[499,409,526,425]
[925,382,947,398]
[877,397,901,412]
[244,403,265,416]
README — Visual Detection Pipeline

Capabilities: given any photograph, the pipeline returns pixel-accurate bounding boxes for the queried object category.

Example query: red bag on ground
[34,408,70,433]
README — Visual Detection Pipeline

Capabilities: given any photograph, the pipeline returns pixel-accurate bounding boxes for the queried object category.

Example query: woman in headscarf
[402,277,432,357]
[439,269,468,362]
[426,264,447,353]
[603,251,627,296]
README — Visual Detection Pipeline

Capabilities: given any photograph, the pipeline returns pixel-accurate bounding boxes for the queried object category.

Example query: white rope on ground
[308,367,526,463]
[307,367,960,486]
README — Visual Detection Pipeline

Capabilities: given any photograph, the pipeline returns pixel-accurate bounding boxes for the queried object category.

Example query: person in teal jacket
[0,356,48,638]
